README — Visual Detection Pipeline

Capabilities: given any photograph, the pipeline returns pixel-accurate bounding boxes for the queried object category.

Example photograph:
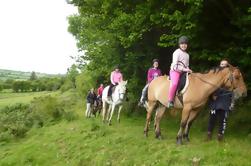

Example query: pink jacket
[147,68,162,83]
[110,71,123,85]
[170,48,190,72]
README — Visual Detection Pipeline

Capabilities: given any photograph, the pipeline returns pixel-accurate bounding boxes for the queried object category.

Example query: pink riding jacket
[110,71,123,85]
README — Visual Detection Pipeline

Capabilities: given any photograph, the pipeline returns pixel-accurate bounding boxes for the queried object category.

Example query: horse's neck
[112,86,120,102]
[192,72,225,96]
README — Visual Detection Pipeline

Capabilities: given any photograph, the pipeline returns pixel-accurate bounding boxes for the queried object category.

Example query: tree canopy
[68,0,251,100]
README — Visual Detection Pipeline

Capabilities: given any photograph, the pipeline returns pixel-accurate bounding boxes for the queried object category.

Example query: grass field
[0,91,251,165]
[0,91,59,109]
[1,114,251,165]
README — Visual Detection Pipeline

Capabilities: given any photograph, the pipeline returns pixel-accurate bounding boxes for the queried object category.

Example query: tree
[30,71,37,80]
[0,83,3,92]
[66,64,79,88]
[68,0,251,101]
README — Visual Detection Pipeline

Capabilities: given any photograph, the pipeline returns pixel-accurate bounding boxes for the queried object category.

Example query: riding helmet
[178,36,189,44]
[152,59,159,63]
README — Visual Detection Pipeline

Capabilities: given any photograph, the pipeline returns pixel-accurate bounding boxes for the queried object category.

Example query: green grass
[0,113,250,166]
[0,91,59,109]
[1,91,251,165]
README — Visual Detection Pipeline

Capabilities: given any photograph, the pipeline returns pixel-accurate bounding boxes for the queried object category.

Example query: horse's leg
[102,101,107,123]
[155,105,166,139]
[144,101,157,137]
[176,106,191,145]
[108,104,116,125]
[154,111,157,130]
[98,101,102,116]
[183,110,198,142]
[107,105,112,122]
[117,105,123,123]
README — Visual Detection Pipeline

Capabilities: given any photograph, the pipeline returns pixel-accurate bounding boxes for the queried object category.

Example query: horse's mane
[203,66,229,74]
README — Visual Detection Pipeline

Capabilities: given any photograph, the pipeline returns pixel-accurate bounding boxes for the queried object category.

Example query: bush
[0,103,30,139]
[29,96,65,124]
[0,92,79,142]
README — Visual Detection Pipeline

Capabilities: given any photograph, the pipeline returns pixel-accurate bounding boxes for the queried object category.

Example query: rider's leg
[108,84,115,97]
[168,70,181,108]
[139,84,149,106]
[140,84,149,102]
[86,103,91,117]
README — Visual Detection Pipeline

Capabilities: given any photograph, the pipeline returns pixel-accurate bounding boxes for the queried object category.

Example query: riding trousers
[168,70,181,101]
[140,83,149,102]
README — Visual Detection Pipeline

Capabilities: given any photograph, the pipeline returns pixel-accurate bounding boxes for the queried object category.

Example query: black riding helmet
[178,36,189,45]
[152,59,159,63]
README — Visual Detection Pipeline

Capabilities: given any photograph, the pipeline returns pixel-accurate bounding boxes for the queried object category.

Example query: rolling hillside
[0,69,63,81]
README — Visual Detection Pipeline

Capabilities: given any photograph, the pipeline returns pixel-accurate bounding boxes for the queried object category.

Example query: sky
[0,0,79,74]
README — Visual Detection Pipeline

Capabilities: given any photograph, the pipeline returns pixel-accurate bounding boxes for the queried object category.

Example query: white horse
[102,80,127,125]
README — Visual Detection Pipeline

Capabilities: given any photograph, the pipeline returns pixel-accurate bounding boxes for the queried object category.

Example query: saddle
[108,85,117,99]
[177,72,189,94]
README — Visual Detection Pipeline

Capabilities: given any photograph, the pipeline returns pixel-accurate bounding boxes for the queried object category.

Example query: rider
[138,59,162,106]
[97,83,104,99]
[167,36,192,108]
[108,65,123,98]
[207,59,234,141]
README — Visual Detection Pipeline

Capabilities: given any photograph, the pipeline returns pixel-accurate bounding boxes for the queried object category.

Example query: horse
[102,80,127,125]
[92,97,102,117]
[144,66,247,144]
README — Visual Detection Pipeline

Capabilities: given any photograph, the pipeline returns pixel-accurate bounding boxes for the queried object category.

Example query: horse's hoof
[184,137,190,142]
[155,133,162,140]
[117,119,120,123]
[156,135,162,140]
[108,122,112,126]
[176,138,183,145]
[144,131,148,137]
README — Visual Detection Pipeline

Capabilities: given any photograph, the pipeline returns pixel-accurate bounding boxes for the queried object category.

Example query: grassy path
[0,114,251,166]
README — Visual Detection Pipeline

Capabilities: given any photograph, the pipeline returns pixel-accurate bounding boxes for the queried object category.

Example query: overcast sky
[0,0,78,74]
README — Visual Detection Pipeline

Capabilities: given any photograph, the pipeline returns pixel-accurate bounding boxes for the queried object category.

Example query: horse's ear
[125,80,128,85]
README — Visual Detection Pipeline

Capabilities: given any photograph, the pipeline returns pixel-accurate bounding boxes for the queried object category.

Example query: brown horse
[144,66,247,144]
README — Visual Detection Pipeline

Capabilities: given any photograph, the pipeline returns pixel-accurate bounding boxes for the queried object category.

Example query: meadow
[0,90,59,109]
[0,91,251,166]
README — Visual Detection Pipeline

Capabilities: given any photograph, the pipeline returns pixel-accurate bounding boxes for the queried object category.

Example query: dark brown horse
[144,66,247,144]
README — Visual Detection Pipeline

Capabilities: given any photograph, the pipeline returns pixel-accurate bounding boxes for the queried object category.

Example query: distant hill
[0,69,64,81]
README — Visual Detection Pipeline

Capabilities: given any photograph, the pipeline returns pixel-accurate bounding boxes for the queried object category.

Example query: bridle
[117,87,126,100]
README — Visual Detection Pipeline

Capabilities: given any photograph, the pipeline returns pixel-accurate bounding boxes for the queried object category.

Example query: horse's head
[222,66,247,99]
[117,80,128,100]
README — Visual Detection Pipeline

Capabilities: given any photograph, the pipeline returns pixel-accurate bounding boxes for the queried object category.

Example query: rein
[190,70,235,92]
